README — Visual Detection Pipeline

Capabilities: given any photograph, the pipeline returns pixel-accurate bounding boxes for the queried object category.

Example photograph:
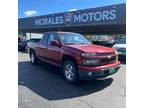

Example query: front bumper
[78,61,121,79]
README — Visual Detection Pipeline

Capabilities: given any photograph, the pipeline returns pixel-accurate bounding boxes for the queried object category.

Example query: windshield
[59,33,91,45]
[116,38,126,44]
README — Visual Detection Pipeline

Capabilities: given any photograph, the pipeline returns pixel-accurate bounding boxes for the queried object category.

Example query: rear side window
[40,33,49,46]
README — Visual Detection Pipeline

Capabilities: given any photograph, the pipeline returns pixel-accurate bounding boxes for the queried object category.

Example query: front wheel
[30,51,38,65]
[62,60,79,83]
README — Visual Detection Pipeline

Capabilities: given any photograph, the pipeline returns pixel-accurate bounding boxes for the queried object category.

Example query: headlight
[81,53,97,57]
[83,59,99,65]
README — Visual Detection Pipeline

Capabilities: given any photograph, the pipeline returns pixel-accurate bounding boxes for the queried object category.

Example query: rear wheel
[30,51,38,65]
[62,60,79,83]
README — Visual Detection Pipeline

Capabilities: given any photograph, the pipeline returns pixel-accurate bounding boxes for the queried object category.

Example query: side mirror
[50,40,59,47]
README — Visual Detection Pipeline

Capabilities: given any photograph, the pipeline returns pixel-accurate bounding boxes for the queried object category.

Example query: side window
[47,33,59,45]
[40,33,48,46]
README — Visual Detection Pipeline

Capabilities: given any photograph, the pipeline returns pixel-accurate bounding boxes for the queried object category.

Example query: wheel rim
[65,64,74,80]
[31,53,35,63]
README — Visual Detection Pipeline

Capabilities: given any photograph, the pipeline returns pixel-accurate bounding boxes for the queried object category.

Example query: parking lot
[18,52,126,108]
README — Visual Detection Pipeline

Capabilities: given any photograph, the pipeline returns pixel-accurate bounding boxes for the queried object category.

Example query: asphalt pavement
[18,52,126,108]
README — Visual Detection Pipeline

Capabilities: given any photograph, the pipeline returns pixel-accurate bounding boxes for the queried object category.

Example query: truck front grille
[101,56,116,64]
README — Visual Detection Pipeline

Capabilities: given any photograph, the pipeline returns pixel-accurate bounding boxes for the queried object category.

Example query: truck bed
[27,41,40,50]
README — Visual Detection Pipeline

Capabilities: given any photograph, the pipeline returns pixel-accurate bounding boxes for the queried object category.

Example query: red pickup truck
[28,32,120,83]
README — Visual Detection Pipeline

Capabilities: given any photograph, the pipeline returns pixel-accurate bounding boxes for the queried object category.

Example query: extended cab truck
[28,32,121,83]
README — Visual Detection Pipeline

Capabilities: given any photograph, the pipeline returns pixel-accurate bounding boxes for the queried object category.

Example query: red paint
[28,32,120,74]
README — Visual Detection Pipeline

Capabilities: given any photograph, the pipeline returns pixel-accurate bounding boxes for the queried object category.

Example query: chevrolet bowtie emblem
[107,55,112,58]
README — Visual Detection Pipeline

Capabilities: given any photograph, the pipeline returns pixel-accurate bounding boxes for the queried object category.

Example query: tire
[30,50,38,65]
[62,60,79,83]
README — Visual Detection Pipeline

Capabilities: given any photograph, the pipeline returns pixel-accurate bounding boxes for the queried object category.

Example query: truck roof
[44,31,79,35]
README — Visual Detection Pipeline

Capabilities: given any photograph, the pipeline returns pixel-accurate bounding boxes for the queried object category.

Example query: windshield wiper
[79,43,86,44]
[66,43,86,45]
[66,43,77,45]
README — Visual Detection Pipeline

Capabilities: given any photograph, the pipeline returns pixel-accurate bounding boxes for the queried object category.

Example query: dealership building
[18,3,126,40]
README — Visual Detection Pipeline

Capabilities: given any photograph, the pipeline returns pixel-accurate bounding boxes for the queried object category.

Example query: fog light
[88,72,92,76]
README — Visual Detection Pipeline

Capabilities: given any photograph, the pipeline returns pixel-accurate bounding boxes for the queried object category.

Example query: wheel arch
[61,54,77,67]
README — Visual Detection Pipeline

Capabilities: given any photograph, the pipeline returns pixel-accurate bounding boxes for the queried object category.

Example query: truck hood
[65,44,115,53]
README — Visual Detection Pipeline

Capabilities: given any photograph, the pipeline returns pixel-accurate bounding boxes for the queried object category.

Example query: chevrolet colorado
[28,32,120,83]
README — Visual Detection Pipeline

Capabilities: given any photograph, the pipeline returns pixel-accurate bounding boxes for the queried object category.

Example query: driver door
[45,33,61,66]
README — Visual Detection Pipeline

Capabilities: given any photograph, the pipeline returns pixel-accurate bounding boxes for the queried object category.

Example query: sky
[18,0,126,18]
